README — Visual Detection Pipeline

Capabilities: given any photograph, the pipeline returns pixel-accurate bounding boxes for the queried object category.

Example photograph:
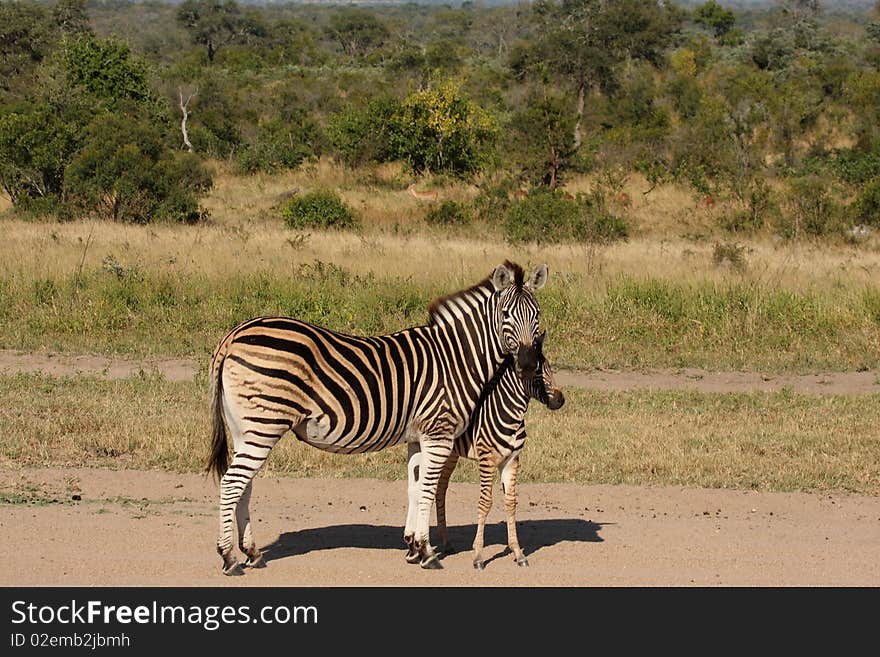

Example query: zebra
[207,261,549,574]
[427,329,564,570]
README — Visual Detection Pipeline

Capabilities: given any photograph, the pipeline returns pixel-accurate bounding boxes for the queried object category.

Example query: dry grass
[2,373,877,495]
[3,163,880,371]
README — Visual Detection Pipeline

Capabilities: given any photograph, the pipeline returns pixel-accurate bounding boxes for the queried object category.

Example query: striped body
[433,332,564,568]
[208,261,549,573]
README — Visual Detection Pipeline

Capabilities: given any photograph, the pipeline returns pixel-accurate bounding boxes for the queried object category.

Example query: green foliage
[779,176,845,238]
[0,106,80,211]
[327,96,399,167]
[0,2,56,92]
[694,1,735,38]
[237,116,322,174]
[52,0,91,36]
[63,114,212,224]
[424,200,471,227]
[176,0,266,62]
[390,79,497,176]
[62,35,152,108]
[503,189,627,244]
[281,190,360,231]
[508,87,576,189]
[852,178,880,228]
[325,9,389,59]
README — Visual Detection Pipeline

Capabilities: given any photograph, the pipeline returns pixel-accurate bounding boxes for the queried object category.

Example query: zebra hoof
[473,560,485,571]
[246,554,267,569]
[223,562,245,577]
[421,555,443,570]
[516,558,529,568]
[405,548,421,565]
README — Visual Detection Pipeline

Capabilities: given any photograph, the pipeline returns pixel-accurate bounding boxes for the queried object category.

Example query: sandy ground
[3,351,879,586]
[3,349,880,395]
[1,467,878,587]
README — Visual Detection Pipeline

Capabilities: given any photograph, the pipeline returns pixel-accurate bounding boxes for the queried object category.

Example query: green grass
[2,262,880,372]
[2,373,878,495]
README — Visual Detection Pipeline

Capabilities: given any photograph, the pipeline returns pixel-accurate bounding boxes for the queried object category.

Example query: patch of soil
[1,467,877,586]
[2,350,879,395]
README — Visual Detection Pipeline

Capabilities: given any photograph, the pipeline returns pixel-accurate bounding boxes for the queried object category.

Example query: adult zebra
[207,261,548,574]
[429,330,564,570]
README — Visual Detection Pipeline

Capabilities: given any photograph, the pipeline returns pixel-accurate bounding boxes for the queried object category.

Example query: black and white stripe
[207,261,549,574]
[431,330,565,569]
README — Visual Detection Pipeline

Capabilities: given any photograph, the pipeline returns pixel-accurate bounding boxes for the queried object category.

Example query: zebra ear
[527,264,548,291]
[491,263,515,291]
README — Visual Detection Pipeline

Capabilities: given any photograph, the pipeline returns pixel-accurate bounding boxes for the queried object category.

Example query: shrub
[0,107,80,212]
[852,178,880,228]
[712,242,747,270]
[281,190,359,231]
[237,116,321,174]
[327,96,399,167]
[503,189,628,245]
[390,78,497,177]
[778,176,845,238]
[63,114,212,224]
[424,200,470,226]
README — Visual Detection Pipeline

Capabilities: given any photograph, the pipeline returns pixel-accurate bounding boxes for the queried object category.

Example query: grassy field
[2,162,880,372]
[1,372,877,495]
[2,164,879,495]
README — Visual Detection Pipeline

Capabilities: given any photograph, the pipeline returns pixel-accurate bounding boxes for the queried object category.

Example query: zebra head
[527,330,565,410]
[491,261,548,379]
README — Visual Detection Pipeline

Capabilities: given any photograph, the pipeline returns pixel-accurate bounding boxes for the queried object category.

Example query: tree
[325,9,389,59]
[508,85,576,189]
[525,0,683,150]
[64,114,212,224]
[694,1,735,38]
[0,106,80,210]
[390,79,497,176]
[62,36,152,109]
[52,0,92,36]
[176,0,265,63]
[0,2,56,92]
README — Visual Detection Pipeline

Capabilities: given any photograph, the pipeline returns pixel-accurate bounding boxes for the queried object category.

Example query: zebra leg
[500,455,527,567]
[414,438,454,569]
[435,453,459,556]
[403,442,422,564]
[236,481,265,568]
[217,407,282,575]
[472,454,495,570]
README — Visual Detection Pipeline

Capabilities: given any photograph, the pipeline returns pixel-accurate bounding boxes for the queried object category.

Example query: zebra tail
[207,350,229,481]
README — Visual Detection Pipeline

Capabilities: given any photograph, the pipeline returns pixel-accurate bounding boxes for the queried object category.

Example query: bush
[281,190,359,231]
[63,114,212,224]
[237,116,321,174]
[852,178,880,227]
[503,189,628,245]
[390,79,497,177]
[424,200,470,226]
[778,176,845,238]
[327,96,399,167]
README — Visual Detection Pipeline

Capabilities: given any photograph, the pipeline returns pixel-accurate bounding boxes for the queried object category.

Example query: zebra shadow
[260,518,605,564]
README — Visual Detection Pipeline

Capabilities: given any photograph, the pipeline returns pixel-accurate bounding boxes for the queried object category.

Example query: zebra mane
[427,261,525,323]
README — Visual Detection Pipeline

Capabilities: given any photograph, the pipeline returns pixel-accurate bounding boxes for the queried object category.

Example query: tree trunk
[179,88,195,153]
[573,81,585,151]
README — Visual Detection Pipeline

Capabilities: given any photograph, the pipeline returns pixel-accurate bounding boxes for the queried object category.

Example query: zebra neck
[427,284,506,397]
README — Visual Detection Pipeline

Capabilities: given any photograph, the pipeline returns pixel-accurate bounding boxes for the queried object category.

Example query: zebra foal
[207,261,548,574]
[428,330,564,570]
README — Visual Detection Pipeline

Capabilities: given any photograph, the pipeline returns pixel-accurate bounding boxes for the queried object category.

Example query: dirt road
[3,349,880,395]
[2,467,878,586]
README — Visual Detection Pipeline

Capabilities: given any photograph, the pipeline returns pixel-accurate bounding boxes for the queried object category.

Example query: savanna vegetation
[3,0,880,494]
